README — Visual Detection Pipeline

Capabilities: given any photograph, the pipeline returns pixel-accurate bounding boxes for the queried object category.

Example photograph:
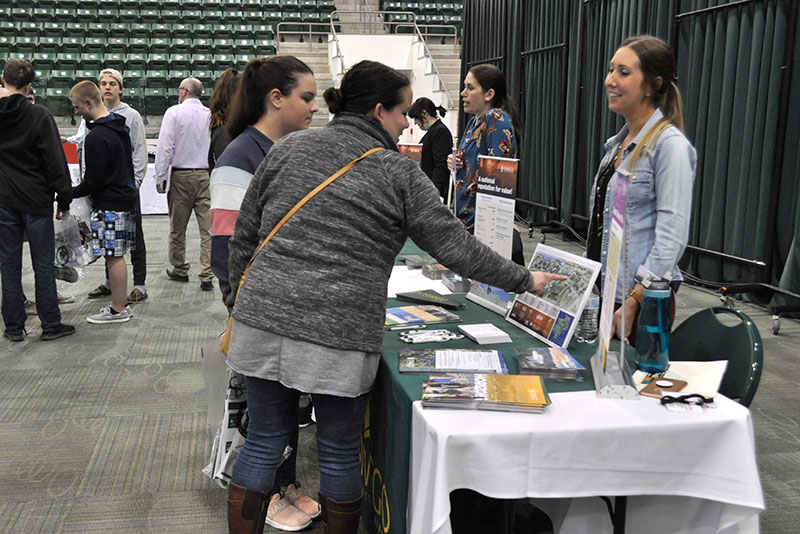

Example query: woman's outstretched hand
[529,272,568,296]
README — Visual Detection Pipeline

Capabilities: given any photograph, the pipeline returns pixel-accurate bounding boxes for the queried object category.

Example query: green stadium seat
[421,3,439,15]
[383,2,403,11]
[222,10,245,25]
[84,37,106,54]
[445,14,461,30]
[191,54,214,70]
[140,0,160,9]
[109,23,130,38]
[426,14,447,32]
[98,9,118,21]
[79,53,103,71]
[162,10,181,23]
[147,69,169,88]
[11,8,32,23]
[48,71,74,89]
[191,24,214,40]
[233,24,254,39]
[32,52,56,70]
[140,10,161,24]
[15,36,37,56]
[0,22,18,38]
[103,53,126,71]
[78,0,99,8]
[318,0,335,13]
[119,0,140,8]
[38,37,60,54]
[42,22,63,38]
[125,53,147,70]
[60,37,83,55]
[181,0,203,9]
[242,0,263,12]
[192,38,213,55]
[213,54,235,71]
[123,69,146,88]
[129,24,150,39]
[263,0,281,8]
[75,8,98,23]
[20,22,42,38]
[126,86,144,112]
[243,12,263,26]
[302,11,321,24]
[149,38,170,55]
[143,87,168,115]
[171,38,191,55]
[171,24,192,39]
[93,23,113,39]
[0,37,12,56]
[263,11,282,23]
[254,39,276,56]
[33,69,50,89]
[64,23,87,39]
[162,0,181,9]
[46,87,73,116]
[33,8,54,23]
[387,13,413,32]
[37,0,58,7]
[253,24,276,39]
[402,2,421,13]
[119,9,140,22]
[280,0,301,12]
[169,53,191,70]
[167,69,188,87]
[182,10,203,25]
[151,24,172,39]
[235,55,254,70]
[213,25,235,40]
[300,0,317,10]
[193,69,213,86]
[107,38,128,54]
[213,39,235,55]
[128,38,149,54]
[221,0,240,10]
[147,53,170,70]
[204,11,224,24]
[74,70,96,83]
[234,39,255,55]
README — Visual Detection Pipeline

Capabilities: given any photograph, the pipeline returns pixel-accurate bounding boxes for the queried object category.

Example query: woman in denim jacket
[586,35,697,342]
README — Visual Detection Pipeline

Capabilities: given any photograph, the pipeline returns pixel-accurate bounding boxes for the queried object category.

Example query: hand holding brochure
[398,348,508,374]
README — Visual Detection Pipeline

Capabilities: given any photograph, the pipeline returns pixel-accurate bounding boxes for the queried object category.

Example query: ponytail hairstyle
[226,55,314,140]
[209,67,239,130]
[407,97,447,123]
[323,60,410,117]
[468,64,522,139]
[620,35,685,171]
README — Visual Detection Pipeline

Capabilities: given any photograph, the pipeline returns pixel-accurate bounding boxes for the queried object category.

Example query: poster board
[473,155,518,259]
[506,243,600,349]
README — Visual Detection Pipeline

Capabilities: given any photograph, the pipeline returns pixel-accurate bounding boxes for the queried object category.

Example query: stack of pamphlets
[402,254,437,269]
[442,272,471,293]
[457,323,512,345]
[515,347,585,381]
[398,348,508,374]
[421,373,550,413]
[385,305,462,327]
[396,290,466,310]
[466,281,512,315]
[421,263,450,280]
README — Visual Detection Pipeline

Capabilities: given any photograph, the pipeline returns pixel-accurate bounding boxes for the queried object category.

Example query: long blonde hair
[621,36,684,171]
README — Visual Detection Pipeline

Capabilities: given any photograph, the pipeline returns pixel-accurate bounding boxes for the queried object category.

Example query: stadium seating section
[0,0,461,116]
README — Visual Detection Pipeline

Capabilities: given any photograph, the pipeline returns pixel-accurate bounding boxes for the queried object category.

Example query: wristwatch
[627,283,644,305]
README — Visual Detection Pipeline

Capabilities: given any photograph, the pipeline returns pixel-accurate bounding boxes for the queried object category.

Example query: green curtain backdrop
[461,0,800,294]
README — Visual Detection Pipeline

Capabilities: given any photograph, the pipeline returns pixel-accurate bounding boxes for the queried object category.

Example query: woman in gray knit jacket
[225,60,564,534]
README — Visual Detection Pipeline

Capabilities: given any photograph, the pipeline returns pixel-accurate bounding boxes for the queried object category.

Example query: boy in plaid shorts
[67,81,137,324]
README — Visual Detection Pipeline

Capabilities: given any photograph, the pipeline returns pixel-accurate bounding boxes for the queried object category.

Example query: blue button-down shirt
[154,97,211,182]
[588,108,697,302]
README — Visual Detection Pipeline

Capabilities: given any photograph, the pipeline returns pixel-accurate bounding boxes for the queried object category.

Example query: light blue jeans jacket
[588,108,697,302]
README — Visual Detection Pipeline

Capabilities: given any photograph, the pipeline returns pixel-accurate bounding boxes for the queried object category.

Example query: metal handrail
[329,10,458,109]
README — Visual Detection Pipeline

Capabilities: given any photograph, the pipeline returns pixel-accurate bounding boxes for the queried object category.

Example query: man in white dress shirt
[154,77,213,291]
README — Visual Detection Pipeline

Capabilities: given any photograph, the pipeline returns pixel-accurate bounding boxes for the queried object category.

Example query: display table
[68,163,168,215]
[361,241,763,534]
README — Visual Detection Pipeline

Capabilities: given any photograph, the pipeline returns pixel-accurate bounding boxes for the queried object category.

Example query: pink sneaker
[265,492,312,531]
[283,482,322,519]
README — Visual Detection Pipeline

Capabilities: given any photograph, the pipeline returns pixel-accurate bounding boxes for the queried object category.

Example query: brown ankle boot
[319,493,362,534]
[227,482,268,534]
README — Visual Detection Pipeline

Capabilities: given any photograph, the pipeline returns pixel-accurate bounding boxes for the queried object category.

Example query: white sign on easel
[473,155,519,259]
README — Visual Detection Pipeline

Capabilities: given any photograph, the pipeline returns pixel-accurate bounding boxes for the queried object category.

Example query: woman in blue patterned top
[449,64,522,230]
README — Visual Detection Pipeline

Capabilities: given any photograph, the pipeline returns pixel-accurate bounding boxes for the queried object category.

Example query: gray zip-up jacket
[228,113,533,353]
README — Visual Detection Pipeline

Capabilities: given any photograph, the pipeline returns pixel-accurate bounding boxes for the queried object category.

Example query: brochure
[473,155,519,259]
[421,373,550,413]
[466,280,512,315]
[515,347,586,381]
[506,243,601,349]
[385,305,462,327]
[398,348,508,374]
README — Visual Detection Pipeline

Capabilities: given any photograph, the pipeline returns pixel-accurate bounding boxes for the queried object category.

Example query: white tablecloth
[409,391,763,534]
[68,163,169,215]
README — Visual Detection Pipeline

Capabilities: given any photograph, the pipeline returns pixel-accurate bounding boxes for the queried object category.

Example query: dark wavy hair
[323,60,410,116]
[226,55,314,140]
[407,97,446,121]
[468,64,522,139]
[209,68,239,130]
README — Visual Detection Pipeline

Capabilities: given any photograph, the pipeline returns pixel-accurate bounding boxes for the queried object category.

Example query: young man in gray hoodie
[71,69,150,305]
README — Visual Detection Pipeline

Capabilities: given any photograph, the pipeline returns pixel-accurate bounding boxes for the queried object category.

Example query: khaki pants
[167,169,212,281]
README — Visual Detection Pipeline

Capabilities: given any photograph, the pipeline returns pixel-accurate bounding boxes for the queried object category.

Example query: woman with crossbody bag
[224,60,564,534]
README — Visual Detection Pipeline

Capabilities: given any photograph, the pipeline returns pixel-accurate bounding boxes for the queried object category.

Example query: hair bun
[324,87,346,115]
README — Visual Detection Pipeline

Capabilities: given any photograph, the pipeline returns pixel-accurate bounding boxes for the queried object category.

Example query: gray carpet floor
[0,215,796,533]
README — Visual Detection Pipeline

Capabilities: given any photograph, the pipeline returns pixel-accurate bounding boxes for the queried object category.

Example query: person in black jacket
[0,59,75,342]
[407,97,453,200]
[69,81,137,325]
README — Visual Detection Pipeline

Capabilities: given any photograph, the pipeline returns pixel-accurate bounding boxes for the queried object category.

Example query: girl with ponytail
[586,35,697,344]
[408,97,453,199]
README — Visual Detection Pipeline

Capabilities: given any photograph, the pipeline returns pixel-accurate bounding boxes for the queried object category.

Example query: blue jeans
[232,376,368,501]
[0,204,61,332]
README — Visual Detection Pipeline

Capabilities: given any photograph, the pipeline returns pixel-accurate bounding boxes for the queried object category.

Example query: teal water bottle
[634,280,671,373]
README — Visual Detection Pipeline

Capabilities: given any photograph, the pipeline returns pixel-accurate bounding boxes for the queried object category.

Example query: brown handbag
[221,147,385,355]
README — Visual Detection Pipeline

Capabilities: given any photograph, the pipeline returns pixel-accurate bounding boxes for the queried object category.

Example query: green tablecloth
[361,241,621,534]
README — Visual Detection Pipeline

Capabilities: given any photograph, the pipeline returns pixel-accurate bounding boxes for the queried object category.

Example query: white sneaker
[57,292,75,304]
[98,304,133,317]
[87,306,131,324]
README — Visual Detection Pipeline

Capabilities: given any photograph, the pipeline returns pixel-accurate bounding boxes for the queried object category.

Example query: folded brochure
[385,305,461,327]
[421,373,550,413]
[399,348,508,374]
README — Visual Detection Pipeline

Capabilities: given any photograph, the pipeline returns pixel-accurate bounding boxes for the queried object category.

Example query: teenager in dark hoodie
[69,81,137,325]
[0,59,75,342]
